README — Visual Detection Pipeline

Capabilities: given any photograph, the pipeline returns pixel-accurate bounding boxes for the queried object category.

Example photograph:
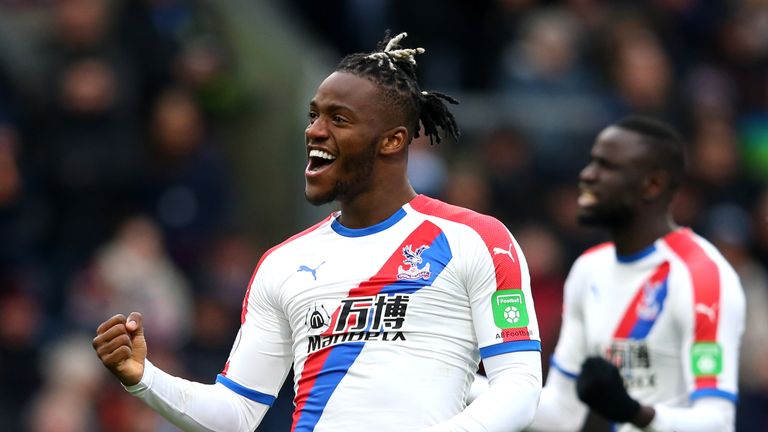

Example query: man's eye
[308,112,318,122]
[332,115,347,124]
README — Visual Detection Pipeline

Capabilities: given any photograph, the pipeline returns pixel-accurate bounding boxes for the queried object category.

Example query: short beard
[577,207,633,229]
[305,138,377,206]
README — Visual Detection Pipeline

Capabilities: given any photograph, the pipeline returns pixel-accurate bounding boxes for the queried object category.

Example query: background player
[92,32,543,431]
[527,116,745,431]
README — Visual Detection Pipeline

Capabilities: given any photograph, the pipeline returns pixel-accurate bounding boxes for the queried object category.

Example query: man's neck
[337,184,417,229]
[611,213,676,257]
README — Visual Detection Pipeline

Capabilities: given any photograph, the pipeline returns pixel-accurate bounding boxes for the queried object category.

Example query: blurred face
[152,89,203,157]
[60,59,115,114]
[304,72,388,205]
[577,126,649,227]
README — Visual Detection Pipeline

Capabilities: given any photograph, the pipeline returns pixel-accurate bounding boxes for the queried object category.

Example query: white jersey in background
[529,227,745,432]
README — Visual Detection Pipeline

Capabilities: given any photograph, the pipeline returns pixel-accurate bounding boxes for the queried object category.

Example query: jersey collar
[616,243,657,263]
[331,207,407,237]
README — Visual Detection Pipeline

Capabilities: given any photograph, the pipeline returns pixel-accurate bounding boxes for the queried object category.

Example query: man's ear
[380,126,409,155]
[642,170,669,202]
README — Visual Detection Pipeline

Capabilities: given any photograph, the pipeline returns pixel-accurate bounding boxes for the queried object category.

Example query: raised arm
[93,254,295,432]
[92,312,278,431]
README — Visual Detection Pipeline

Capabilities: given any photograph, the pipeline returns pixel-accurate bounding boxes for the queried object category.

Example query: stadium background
[0,0,766,430]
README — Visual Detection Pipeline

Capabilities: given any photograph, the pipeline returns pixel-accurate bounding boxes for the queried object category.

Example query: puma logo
[492,243,516,262]
[297,261,326,280]
[694,302,718,323]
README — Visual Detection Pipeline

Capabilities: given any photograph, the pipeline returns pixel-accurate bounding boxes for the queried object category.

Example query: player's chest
[580,261,680,350]
[581,262,682,390]
[278,232,461,337]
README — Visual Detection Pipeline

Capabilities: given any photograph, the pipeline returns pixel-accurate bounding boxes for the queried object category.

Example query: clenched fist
[92,312,147,386]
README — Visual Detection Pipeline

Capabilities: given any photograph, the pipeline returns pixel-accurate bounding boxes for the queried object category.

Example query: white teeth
[309,149,336,160]
[578,191,597,207]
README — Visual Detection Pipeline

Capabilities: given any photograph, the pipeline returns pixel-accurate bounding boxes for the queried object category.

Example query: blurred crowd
[0,0,766,431]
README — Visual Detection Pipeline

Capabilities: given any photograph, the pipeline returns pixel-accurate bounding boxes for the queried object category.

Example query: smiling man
[527,116,746,432]
[92,32,542,431]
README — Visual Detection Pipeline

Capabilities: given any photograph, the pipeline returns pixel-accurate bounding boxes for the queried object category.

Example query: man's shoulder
[581,242,614,257]
[662,228,734,273]
[573,242,614,266]
[662,228,743,296]
[259,215,333,264]
[409,194,508,235]
[565,242,615,281]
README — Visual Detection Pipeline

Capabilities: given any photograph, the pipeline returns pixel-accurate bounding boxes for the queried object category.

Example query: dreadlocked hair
[335,31,460,145]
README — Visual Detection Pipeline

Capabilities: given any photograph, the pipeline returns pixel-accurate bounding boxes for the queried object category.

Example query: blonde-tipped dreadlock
[365,32,426,70]
[335,31,459,145]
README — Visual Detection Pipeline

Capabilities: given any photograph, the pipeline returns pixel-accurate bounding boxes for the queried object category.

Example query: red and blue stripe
[612,262,671,340]
[291,220,452,432]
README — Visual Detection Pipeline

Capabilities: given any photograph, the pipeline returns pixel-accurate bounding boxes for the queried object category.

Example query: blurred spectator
[718,4,768,112]
[0,288,43,431]
[22,0,147,304]
[0,123,43,267]
[27,387,91,432]
[601,15,677,120]
[679,116,761,232]
[0,123,20,204]
[685,65,736,122]
[406,129,449,197]
[38,333,104,399]
[498,7,606,182]
[114,0,179,109]
[142,86,234,271]
[172,33,250,120]
[27,332,177,432]
[516,224,567,375]
[180,294,240,383]
[440,160,493,214]
[475,126,535,225]
[67,216,193,349]
[196,233,262,309]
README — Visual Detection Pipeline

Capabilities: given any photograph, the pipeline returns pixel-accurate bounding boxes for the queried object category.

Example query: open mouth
[577,189,598,207]
[306,149,337,173]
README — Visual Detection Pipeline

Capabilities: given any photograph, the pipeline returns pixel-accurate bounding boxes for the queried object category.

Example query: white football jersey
[551,228,745,431]
[218,195,541,431]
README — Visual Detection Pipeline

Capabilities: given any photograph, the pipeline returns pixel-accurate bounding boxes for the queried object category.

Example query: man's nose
[579,162,597,183]
[305,118,329,141]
